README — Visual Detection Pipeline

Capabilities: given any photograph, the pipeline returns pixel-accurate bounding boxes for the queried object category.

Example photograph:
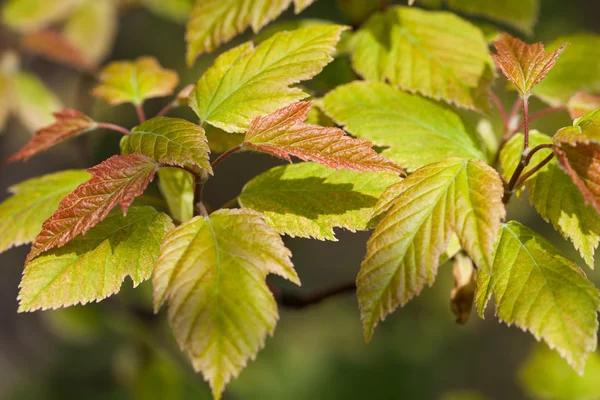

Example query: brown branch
[211,144,243,169]
[271,281,356,309]
[514,153,555,190]
[97,122,130,136]
[135,103,146,123]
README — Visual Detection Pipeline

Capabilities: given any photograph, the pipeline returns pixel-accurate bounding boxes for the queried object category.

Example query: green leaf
[322,81,486,171]
[186,0,319,64]
[534,34,600,106]
[63,0,117,69]
[358,158,505,340]
[188,25,346,133]
[13,71,62,131]
[349,6,493,110]
[122,117,212,174]
[0,170,90,254]
[19,206,173,311]
[92,57,179,106]
[238,162,402,240]
[141,0,194,23]
[2,0,79,32]
[568,92,600,120]
[153,209,299,399]
[157,167,194,223]
[477,221,600,374]
[520,344,600,400]
[500,131,600,268]
[445,0,539,35]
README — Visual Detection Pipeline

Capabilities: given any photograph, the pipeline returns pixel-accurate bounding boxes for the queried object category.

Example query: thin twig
[523,143,554,165]
[514,153,555,190]
[522,97,530,150]
[157,102,175,117]
[135,103,146,123]
[513,106,567,134]
[211,144,243,169]
[271,282,356,309]
[97,122,130,136]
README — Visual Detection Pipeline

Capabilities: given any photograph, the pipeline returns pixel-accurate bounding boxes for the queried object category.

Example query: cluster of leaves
[2,0,600,399]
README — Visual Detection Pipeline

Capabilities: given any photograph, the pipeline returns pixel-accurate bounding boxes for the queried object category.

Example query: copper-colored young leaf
[568,92,600,120]
[7,109,97,163]
[92,57,179,106]
[492,33,567,97]
[21,30,92,71]
[26,153,159,263]
[554,110,600,213]
[243,101,403,174]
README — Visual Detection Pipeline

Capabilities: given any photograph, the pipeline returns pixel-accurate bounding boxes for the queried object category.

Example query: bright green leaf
[19,207,173,311]
[534,34,600,106]
[322,81,486,171]
[349,6,494,110]
[238,162,402,240]
[0,170,90,254]
[153,209,299,399]
[188,25,346,133]
[13,71,62,131]
[2,0,79,32]
[141,0,194,23]
[122,117,212,174]
[446,0,539,35]
[157,167,194,223]
[478,221,600,374]
[500,131,600,268]
[358,158,505,340]
[186,0,320,64]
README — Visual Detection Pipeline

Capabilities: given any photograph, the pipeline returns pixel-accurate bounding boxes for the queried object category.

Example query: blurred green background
[1,0,600,399]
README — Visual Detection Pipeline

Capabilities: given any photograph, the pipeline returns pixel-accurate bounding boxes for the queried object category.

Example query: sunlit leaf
[477,221,599,374]
[0,170,90,254]
[189,25,345,133]
[153,209,299,399]
[92,57,179,106]
[322,81,486,171]
[568,92,600,120]
[350,6,493,110]
[19,207,173,312]
[121,117,211,173]
[186,0,320,64]
[27,153,159,263]
[358,158,505,340]
[243,101,403,173]
[500,131,600,268]
[157,167,194,224]
[238,162,401,240]
[1,0,79,32]
[534,34,600,106]
[13,71,62,131]
[7,109,97,163]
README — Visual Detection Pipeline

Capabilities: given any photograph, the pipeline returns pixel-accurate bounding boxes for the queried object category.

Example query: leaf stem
[523,97,530,150]
[490,91,509,134]
[97,122,130,136]
[157,102,175,117]
[271,281,356,309]
[513,105,567,134]
[211,144,243,169]
[135,103,146,123]
[514,153,555,190]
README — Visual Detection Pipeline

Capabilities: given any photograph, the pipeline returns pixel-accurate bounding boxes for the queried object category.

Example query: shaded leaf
[19,207,173,312]
[92,57,179,106]
[322,81,486,171]
[140,0,194,23]
[491,33,566,98]
[350,6,493,110]
[13,71,62,131]
[243,101,403,173]
[157,167,194,224]
[21,30,92,71]
[7,109,97,163]
[568,92,600,120]
[501,131,600,268]
[238,162,402,240]
[27,153,159,263]
[477,221,599,374]
[450,252,476,324]
[358,158,505,340]
[0,170,90,254]
[153,209,299,399]
[122,117,211,173]
[186,0,320,64]
[1,0,79,32]
[189,25,345,133]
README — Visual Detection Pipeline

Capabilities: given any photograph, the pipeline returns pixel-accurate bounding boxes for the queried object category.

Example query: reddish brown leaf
[568,92,600,120]
[7,109,96,163]
[26,153,158,263]
[491,33,567,97]
[21,30,93,71]
[243,101,404,174]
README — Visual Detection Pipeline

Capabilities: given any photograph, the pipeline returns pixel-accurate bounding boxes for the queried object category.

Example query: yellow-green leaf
[349,6,493,110]
[0,170,90,254]
[186,0,320,64]
[322,81,486,171]
[445,0,539,35]
[477,221,600,374]
[2,0,79,32]
[238,162,402,240]
[358,158,505,340]
[92,57,179,106]
[153,209,299,399]
[157,167,194,224]
[188,25,345,133]
[13,71,62,131]
[19,207,173,311]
